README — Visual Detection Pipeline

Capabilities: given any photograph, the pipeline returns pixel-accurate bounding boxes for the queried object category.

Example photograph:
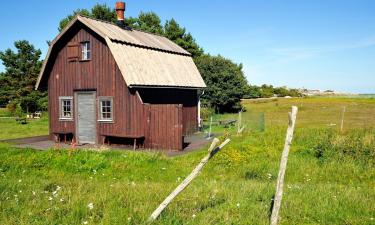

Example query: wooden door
[76,92,96,144]
[145,104,183,150]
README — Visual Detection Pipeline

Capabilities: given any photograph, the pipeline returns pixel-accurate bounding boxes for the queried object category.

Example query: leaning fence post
[270,106,298,225]
[148,138,230,222]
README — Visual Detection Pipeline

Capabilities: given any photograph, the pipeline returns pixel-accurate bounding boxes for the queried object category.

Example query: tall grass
[0,97,374,224]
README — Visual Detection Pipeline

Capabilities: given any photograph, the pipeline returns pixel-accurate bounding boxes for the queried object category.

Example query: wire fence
[201,111,265,136]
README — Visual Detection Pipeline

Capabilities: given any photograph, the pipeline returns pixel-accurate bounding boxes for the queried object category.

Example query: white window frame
[59,96,73,120]
[81,41,91,60]
[98,97,113,122]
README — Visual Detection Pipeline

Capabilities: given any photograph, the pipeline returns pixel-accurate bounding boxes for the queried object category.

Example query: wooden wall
[137,88,198,135]
[143,104,183,150]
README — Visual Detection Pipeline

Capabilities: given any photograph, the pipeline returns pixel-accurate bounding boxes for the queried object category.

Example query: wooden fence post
[270,106,298,225]
[340,106,346,132]
[148,138,230,222]
[207,116,213,139]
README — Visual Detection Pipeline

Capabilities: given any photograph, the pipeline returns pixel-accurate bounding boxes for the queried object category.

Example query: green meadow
[0,97,374,224]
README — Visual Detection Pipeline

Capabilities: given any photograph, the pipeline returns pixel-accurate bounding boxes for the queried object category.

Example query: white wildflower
[127,217,131,221]
[87,202,94,210]
[18,179,22,183]
[162,167,166,170]
[236,203,240,207]
[60,198,64,202]
[32,191,36,195]
[48,197,53,201]
[192,214,196,218]
[83,221,88,224]
[19,190,22,193]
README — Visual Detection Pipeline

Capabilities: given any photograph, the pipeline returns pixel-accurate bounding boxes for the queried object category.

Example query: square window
[99,97,113,121]
[59,97,73,120]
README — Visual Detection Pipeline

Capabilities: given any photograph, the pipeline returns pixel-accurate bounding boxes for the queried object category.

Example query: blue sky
[0,0,374,93]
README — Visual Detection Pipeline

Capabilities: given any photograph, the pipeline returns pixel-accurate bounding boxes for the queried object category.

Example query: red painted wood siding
[144,104,183,150]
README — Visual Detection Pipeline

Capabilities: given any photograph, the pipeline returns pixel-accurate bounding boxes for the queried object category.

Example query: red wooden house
[35,2,206,150]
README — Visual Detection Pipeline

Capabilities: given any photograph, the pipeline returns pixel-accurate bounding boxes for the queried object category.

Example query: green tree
[91,4,116,23]
[164,19,203,57]
[58,9,90,31]
[195,54,247,113]
[0,40,46,112]
[135,12,164,35]
[243,85,261,98]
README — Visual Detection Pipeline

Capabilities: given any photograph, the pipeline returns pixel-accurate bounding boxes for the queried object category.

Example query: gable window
[98,97,113,122]
[81,41,91,60]
[59,97,73,120]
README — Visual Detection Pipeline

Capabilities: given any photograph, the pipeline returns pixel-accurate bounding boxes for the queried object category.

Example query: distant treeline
[244,84,303,99]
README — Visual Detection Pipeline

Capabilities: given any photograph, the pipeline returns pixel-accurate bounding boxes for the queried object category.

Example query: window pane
[61,99,72,118]
[100,99,112,120]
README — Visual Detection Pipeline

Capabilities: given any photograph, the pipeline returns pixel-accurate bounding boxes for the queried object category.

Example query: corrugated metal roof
[106,38,205,88]
[79,16,190,55]
[36,15,205,89]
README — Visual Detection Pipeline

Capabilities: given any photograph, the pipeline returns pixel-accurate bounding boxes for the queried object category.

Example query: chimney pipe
[115,2,125,23]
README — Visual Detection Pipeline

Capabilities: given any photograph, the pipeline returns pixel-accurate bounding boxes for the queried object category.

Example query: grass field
[0,97,374,224]
[0,108,49,140]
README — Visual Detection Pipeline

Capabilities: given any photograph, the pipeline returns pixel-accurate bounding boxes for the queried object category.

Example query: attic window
[81,41,91,60]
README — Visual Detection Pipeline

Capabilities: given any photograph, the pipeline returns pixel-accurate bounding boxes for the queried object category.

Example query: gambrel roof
[36,15,206,89]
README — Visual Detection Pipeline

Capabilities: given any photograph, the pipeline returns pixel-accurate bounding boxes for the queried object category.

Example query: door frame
[74,91,97,144]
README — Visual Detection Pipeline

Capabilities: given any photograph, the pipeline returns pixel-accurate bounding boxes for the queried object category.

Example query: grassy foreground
[0,97,374,224]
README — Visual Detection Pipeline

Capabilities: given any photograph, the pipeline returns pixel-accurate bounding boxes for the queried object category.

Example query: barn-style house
[35,2,206,150]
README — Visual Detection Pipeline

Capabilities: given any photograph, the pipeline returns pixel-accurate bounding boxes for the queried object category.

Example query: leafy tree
[91,4,116,23]
[135,12,164,35]
[58,9,90,31]
[195,54,247,113]
[164,19,203,57]
[243,85,261,99]
[0,40,46,113]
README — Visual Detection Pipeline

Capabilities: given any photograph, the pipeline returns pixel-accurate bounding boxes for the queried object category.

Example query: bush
[200,107,214,120]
